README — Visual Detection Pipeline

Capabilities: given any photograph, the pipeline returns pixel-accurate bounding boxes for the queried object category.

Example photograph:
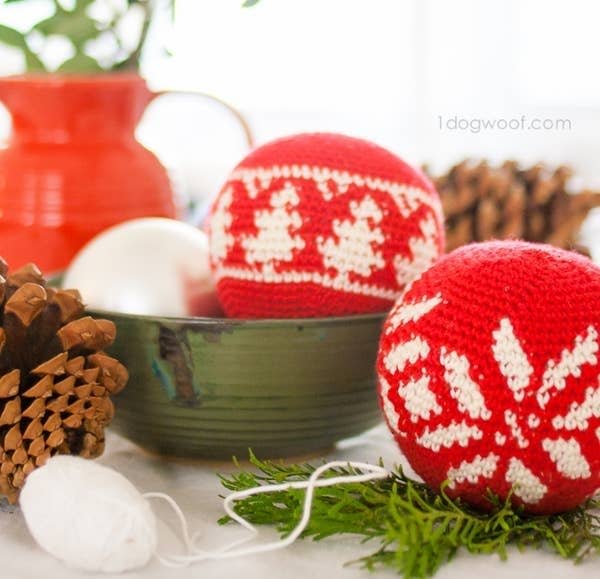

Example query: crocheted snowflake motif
[317,195,385,283]
[377,241,600,514]
[208,186,234,261]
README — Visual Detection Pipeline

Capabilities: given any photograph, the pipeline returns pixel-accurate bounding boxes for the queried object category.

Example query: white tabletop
[1,424,598,579]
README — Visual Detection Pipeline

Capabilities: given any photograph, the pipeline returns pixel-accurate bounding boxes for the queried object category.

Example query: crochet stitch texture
[207,133,444,318]
[377,241,600,514]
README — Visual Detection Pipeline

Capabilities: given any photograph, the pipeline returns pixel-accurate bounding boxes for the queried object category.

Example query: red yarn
[377,241,600,514]
[207,133,444,318]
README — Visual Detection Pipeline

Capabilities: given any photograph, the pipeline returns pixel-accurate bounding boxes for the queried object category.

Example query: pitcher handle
[150,90,254,149]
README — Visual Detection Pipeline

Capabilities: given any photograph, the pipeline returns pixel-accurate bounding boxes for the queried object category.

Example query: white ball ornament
[20,456,157,573]
[64,218,221,317]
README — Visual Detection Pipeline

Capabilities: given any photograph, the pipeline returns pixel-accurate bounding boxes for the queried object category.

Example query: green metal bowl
[88,309,386,459]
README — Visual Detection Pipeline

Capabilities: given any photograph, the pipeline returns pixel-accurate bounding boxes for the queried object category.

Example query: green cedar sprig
[218,452,600,578]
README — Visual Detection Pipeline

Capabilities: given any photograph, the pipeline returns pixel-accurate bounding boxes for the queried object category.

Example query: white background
[1,0,600,207]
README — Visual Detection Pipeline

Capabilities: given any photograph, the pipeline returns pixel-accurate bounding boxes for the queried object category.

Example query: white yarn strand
[145,461,391,567]
[141,492,198,568]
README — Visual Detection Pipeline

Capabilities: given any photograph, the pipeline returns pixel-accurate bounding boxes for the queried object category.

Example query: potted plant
[0,0,255,272]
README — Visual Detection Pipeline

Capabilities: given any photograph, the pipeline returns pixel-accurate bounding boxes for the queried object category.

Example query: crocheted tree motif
[394,214,440,287]
[317,196,385,281]
[207,132,445,318]
[378,241,600,514]
[242,183,305,271]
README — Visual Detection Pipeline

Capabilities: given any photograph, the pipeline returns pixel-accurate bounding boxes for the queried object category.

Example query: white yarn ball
[20,456,157,573]
[64,217,220,317]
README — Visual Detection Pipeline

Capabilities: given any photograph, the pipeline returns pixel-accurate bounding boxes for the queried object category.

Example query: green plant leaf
[34,13,99,48]
[219,455,600,578]
[0,24,27,48]
[57,52,103,73]
[242,0,261,6]
[24,50,46,72]
[111,56,138,72]
[0,23,46,72]
[0,0,165,73]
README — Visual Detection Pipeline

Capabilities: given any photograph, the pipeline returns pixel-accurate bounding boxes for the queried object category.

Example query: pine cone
[426,160,600,253]
[0,259,128,502]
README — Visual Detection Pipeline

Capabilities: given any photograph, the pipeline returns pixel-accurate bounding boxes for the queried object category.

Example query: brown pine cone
[426,159,600,253]
[0,259,128,502]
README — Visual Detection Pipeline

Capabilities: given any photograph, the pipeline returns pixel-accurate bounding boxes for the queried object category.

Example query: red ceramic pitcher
[0,73,252,273]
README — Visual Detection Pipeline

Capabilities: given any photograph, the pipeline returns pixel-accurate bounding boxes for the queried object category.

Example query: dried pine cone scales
[428,160,600,252]
[0,259,128,502]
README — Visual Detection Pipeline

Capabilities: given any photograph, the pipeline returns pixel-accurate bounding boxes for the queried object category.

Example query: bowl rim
[85,306,388,328]
[51,273,388,328]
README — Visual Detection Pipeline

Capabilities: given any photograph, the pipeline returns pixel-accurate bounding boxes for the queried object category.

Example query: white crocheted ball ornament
[377,241,600,514]
[207,132,444,318]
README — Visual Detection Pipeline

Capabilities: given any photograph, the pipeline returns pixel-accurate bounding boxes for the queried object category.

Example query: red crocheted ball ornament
[377,241,600,514]
[207,133,444,318]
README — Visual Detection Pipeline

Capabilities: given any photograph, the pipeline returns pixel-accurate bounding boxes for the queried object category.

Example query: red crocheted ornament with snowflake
[377,241,600,514]
[207,133,444,318]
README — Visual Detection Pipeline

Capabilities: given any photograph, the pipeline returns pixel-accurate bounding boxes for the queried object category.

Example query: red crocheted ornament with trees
[377,241,600,514]
[207,133,444,318]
